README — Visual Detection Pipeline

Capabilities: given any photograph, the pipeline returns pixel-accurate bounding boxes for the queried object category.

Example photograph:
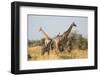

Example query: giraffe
[53,22,77,52]
[39,27,52,55]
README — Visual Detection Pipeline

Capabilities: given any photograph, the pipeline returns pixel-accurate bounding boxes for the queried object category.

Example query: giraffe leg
[47,50,49,55]
[41,45,47,55]
[41,47,45,55]
[55,44,59,55]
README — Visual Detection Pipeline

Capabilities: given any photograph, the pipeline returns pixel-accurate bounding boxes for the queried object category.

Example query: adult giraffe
[53,22,77,52]
[39,27,52,55]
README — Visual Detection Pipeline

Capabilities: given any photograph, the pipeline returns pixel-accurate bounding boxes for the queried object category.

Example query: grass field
[28,46,88,61]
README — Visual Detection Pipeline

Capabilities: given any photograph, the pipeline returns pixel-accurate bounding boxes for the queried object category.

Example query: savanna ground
[28,32,88,61]
[28,46,88,61]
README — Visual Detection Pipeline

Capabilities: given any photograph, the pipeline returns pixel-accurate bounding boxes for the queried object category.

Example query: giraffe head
[57,32,61,36]
[56,32,60,37]
[72,22,77,27]
[39,27,42,32]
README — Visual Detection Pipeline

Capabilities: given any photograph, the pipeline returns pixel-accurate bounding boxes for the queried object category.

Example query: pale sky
[27,14,88,40]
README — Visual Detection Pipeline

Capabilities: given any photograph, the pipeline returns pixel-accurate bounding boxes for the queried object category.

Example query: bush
[64,32,88,50]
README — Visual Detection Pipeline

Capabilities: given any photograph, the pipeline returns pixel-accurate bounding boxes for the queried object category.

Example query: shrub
[64,32,88,50]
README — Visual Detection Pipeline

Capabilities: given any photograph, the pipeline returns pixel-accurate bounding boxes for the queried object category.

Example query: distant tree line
[28,40,41,47]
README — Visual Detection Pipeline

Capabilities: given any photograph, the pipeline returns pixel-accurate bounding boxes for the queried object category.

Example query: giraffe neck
[61,25,74,40]
[66,25,73,35]
[40,29,50,39]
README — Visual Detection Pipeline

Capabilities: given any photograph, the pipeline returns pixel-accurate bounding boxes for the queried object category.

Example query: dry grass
[28,46,88,61]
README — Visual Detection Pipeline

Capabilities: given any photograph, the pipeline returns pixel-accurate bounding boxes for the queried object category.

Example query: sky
[27,14,88,40]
